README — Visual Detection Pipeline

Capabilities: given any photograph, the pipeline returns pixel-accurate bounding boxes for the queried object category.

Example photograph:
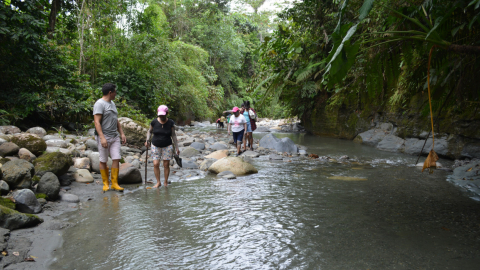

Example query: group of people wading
[93,83,256,191]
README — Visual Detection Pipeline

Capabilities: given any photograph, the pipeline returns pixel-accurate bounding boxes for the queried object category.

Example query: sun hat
[232,107,239,112]
[157,105,168,116]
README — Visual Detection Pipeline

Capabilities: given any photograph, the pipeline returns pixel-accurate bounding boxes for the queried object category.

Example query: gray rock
[86,139,98,151]
[274,137,298,153]
[209,143,228,150]
[376,135,405,152]
[299,149,307,156]
[131,159,141,169]
[180,147,200,158]
[89,152,113,173]
[404,138,424,155]
[0,126,21,134]
[199,159,217,171]
[205,137,215,144]
[0,137,6,145]
[118,164,142,184]
[190,142,205,150]
[0,205,43,230]
[2,159,34,189]
[46,139,68,148]
[26,127,47,137]
[0,180,9,195]
[13,189,42,214]
[354,129,387,147]
[181,138,195,147]
[243,150,260,158]
[74,169,93,183]
[420,138,450,157]
[60,193,79,203]
[0,142,20,157]
[34,151,73,177]
[461,142,480,159]
[182,160,199,169]
[36,172,60,200]
[259,133,280,149]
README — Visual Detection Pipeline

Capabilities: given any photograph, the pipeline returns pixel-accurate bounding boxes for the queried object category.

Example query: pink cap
[157,105,168,115]
[232,107,239,112]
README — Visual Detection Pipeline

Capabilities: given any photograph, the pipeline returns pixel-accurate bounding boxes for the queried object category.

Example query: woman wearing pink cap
[227,106,247,156]
[145,105,179,188]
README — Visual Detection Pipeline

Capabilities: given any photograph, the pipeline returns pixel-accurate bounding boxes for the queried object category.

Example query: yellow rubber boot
[100,168,110,192]
[110,168,124,192]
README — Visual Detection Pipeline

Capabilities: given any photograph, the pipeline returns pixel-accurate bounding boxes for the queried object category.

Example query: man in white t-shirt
[227,106,247,156]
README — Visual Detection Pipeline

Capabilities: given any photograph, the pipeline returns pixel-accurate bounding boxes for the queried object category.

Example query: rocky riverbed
[1,118,479,269]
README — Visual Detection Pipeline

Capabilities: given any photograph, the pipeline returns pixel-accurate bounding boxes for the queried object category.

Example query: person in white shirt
[227,106,247,156]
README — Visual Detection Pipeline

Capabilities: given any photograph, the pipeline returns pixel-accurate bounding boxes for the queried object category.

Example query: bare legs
[242,132,253,151]
[153,159,171,188]
[99,159,119,171]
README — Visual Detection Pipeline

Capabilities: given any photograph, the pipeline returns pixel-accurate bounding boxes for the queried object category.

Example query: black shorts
[219,122,224,128]
[233,130,244,144]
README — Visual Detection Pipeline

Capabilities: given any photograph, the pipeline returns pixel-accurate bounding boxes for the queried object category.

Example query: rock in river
[2,159,34,189]
[0,205,43,230]
[36,172,61,200]
[208,157,258,176]
[13,189,42,214]
[34,152,73,177]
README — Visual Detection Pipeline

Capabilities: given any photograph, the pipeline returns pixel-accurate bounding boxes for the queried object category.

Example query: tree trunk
[47,0,62,39]
[447,44,480,54]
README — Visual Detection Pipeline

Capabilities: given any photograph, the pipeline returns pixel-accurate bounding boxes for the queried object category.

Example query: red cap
[232,107,239,112]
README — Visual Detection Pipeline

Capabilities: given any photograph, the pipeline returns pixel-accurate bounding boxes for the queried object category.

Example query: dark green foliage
[35,193,48,200]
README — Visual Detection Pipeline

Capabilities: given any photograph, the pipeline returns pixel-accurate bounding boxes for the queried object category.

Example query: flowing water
[50,132,480,269]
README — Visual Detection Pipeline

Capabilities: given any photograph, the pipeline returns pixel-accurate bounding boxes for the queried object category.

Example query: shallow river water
[50,132,480,269]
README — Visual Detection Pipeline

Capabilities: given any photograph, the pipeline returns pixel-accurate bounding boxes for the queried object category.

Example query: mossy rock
[0,158,9,165]
[34,152,73,177]
[0,205,43,230]
[0,197,15,210]
[35,193,48,200]
[11,134,47,156]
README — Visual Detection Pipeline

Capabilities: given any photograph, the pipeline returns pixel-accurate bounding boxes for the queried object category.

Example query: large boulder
[89,152,113,173]
[11,134,47,156]
[200,159,217,171]
[26,127,47,137]
[259,133,280,149]
[0,142,20,157]
[0,126,21,135]
[354,129,387,147]
[182,160,199,169]
[118,163,142,184]
[376,135,405,152]
[34,152,73,177]
[74,169,94,183]
[118,117,148,148]
[255,126,271,132]
[274,137,298,153]
[403,138,424,155]
[13,189,42,214]
[18,148,36,162]
[0,205,43,230]
[2,159,34,189]
[208,157,258,176]
[36,172,61,200]
[180,147,200,158]
[205,150,229,160]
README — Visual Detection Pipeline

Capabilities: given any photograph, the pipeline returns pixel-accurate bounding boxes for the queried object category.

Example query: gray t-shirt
[93,99,119,138]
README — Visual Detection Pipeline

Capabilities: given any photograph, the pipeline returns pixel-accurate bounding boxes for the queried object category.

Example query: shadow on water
[50,132,480,269]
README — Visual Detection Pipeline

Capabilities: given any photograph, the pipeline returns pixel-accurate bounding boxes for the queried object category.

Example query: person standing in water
[93,83,127,192]
[227,106,247,156]
[145,105,179,188]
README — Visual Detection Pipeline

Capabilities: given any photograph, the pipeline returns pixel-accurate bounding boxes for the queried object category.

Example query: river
[50,132,480,269]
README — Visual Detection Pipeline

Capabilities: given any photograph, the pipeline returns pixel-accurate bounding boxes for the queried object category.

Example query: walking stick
[144,140,149,186]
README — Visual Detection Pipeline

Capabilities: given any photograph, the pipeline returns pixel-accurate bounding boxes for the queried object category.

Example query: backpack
[248,108,257,120]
